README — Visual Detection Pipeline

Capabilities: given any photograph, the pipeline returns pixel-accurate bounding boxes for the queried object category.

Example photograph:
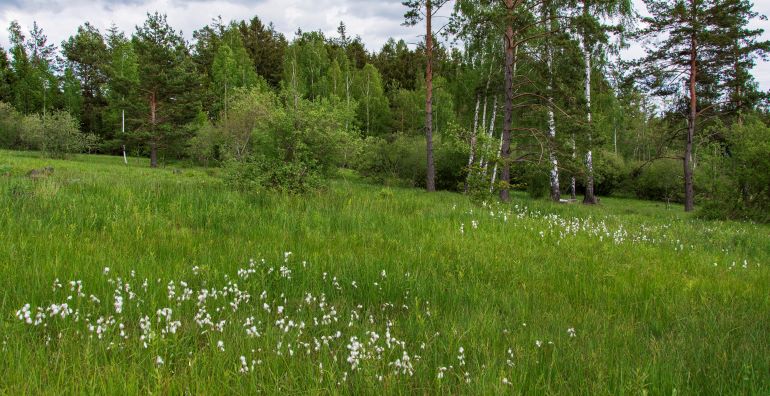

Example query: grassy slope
[0,150,768,394]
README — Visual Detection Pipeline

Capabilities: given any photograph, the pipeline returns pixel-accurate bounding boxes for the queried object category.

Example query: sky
[0,0,768,90]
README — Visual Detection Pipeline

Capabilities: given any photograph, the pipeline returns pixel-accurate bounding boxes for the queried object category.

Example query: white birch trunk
[480,96,498,172]
[465,94,481,192]
[546,31,560,201]
[122,109,128,165]
[490,133,503,192]
[581,23,597,204]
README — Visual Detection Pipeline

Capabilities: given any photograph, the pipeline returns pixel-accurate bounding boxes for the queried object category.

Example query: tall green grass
[0,150,768,394]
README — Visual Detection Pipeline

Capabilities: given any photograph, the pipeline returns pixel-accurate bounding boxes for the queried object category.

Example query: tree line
[0,0,768,220]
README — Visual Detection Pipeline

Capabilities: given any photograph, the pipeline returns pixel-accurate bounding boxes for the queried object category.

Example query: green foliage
[61,22,109,136]
[525,164,550,199]
[0,102,23,148]
[19,111,97,157]
[61,68,83,119]
[631,159,683,203]
[354,127,466,191]
[353,64,391,136]
[0,45,11,103]
[223,156,322,194]
[237,16,287,88]
[133,13,200,164]
[593,150,629,196]
[699,118,770,222]
[214,87,357,193]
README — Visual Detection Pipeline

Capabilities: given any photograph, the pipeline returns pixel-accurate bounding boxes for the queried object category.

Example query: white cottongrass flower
[217,340,225,352]
[239,355,249,373]
[113,294,123,314]
[567,327,576,338]
[535,340,543,348]
[155,356,164,366]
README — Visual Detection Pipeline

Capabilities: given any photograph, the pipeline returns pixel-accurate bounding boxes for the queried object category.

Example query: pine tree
[404,0,451,192]
[133,12,200,167]
[717,0,770,119]
[635,0,767,211]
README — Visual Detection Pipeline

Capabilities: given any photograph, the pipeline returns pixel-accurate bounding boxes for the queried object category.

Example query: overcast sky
[0,0,768,89]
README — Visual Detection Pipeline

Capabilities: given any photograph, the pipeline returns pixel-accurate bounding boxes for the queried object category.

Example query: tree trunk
[500,0,515,202]
[480,96,498,172]
[490,133,503,192]
[684,30,697,212]
[571,136,576,199]
[545,7,560,202]
[122,109,128,165]
[465,94,481,193]
[150,142,158,168]
[581,17,597,205]
[424,0,436,192]
[149,92,158,168]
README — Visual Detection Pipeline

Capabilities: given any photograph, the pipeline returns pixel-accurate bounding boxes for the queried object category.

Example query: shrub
[593,150,629,196]
[0,102,23,148]
[525,164,550,199]
[354,130,468,191]
[223,156,321,194]
[20,111,97,158]
[630,159,683,203]
[699,118,770,222]
[219,87,358,193]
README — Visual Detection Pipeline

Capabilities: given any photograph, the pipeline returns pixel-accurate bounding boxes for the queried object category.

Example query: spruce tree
[62,22,109,137]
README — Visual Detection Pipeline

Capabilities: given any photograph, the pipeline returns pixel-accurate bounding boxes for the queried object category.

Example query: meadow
[0,149,768,394]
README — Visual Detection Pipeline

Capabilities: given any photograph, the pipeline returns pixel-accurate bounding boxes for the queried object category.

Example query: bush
[630,159,683,203]
[699,118,770,222]
[218,87,358,194]
[354,130,468,191]
[525,164,550,199]
[593,150,629,196]
[223,156,322,194]
[20,111,97,158]
[0,102,23,148]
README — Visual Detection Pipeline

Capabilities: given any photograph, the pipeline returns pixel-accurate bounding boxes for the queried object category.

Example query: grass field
[1,149,769,394]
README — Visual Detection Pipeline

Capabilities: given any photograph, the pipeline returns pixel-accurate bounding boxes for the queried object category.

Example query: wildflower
[239,356,249,373]
[217,340,225,352]
[567,327,576,338]
[114,294,123,314]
